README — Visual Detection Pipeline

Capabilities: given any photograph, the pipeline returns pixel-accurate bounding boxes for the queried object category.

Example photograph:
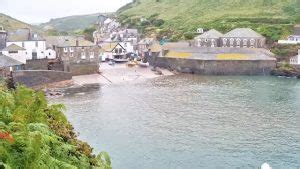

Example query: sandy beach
[72,63,174,86]
[41,63,174,96]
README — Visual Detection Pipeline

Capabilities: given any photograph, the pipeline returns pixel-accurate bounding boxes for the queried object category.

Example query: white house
[101,42,127,61]
[1,44,27,64]
[45,48,56,59]
[6,28,47,60]
[290,49,300,65]
[197,28,204,34]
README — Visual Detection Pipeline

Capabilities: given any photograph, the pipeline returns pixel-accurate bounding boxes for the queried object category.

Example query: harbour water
[51,75,300,169]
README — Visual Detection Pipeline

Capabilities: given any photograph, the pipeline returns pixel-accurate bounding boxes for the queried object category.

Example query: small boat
[108,60,115,66]
[113,58,129,63]
[139,62,149,68]
[127,61,137,67]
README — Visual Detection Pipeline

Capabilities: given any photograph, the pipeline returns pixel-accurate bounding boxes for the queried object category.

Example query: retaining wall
[64,63,99,76]
[153,57,276,75]
[13,70,72,87]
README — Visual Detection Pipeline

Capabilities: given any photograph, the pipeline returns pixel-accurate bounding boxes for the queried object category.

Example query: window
[90,51,94,59]
[250,39,255,47]
[22,42,25,48]
[115,49,118,53]
[236,38,241,48]
[69,47,74,52]
[49,52,51,56]
[70,52,74,57]
[81,52,86,59]
[35,41,38,47]
[211,39,215,47]
[124,43,127,47]
[119,48,123,53]
[230,38,234,47]
[243,39,248,47]
[223,38,227,47]
[197,39,201,47]
[8,51,18,54]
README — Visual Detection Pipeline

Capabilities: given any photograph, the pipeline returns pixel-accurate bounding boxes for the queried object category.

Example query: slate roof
[0,54,24,68]
[45,36,94,47]
[223,28,264,38]
[195,29,223,39]
[2,44,26,51]
[7,28,45,42]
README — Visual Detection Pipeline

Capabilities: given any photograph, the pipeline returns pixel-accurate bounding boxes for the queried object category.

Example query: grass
[0,13,39,32]
[118,0,300,42]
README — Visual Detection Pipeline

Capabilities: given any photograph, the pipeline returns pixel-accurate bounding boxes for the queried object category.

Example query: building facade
[220,28,266,48]
[1,44,27,64]
[47,36,100,75]
[290,49,300,65]
[0,26,7,50]
[6,28,47,60]
[194,29,223,47]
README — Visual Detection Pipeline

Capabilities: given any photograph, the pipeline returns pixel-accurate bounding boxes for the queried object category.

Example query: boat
[127,61,137,67]
[113,58,128,63]
[139,62,150,68]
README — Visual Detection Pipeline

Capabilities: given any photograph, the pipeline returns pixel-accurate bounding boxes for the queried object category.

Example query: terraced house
[45,36,100,75]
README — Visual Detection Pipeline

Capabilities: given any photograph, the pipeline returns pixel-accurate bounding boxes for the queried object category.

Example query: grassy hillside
[40,13,110,32]
[118,0,300,41]
[0,13,37,32]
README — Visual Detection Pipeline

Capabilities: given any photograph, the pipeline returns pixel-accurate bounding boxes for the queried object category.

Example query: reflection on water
[51,75,300,169]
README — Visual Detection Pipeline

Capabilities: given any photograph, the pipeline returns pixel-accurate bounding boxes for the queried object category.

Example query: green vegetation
[118,0,300,42]
[39,13,107,32]
[271,44,300,57]
[0,84,111,169]
[0,13,38,32]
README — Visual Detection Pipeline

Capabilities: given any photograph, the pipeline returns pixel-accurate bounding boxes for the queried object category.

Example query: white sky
[0,0,132,23]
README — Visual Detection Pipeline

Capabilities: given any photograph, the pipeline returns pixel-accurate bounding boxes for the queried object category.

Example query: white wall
[6,41,46,60]
[119,42,134,53]
[1,50,27,64]
[45,49,56,59]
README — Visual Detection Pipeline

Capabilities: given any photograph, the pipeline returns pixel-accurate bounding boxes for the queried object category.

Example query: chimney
[76,39,79,46]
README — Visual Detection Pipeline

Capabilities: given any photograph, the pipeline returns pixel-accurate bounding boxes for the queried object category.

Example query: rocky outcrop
[271,69,300,78]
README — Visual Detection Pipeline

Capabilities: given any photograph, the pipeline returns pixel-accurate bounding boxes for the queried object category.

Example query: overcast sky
[0,0,132,23]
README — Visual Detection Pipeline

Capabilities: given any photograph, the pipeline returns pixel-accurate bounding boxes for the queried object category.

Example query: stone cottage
[221,28,266,48]
[194,29,223,47]
[45,36,100,75]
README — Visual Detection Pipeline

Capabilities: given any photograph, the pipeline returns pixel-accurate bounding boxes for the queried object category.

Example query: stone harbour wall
[153,57,276,75]
[65,63,99,76]
[25,59,49,70]
[13,70,72,87]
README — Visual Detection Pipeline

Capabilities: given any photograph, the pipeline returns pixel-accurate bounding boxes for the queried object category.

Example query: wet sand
[73,63,174,86]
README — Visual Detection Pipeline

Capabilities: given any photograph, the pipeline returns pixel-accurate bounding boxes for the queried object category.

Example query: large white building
[290,49,300,65]
[6,28,47,60]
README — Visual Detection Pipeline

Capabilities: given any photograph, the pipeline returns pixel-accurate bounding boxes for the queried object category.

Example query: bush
[0,86,111,169]
[183,31,195,40]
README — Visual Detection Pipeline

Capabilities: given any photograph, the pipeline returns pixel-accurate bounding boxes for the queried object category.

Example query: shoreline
[41,63,175,97]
